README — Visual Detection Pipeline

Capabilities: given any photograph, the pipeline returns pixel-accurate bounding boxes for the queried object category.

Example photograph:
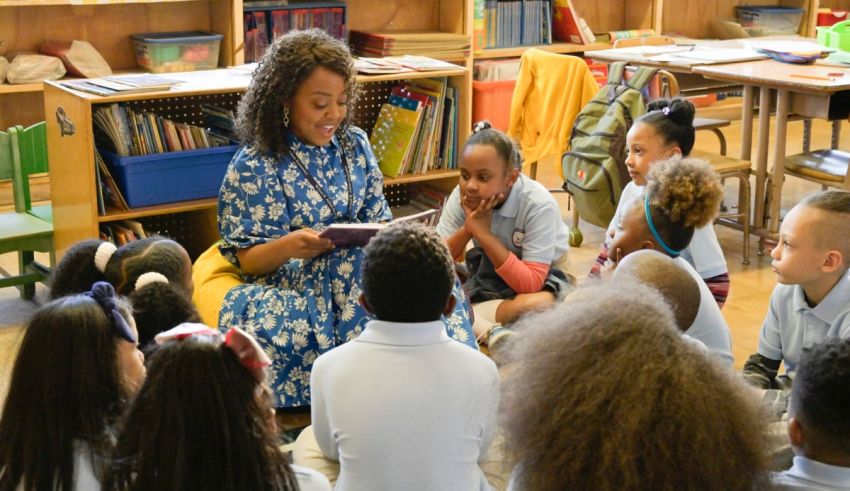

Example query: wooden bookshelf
[475,41,611,60]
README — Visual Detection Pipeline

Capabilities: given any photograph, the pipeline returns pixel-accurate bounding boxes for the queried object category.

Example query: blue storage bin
[101,145,238,208]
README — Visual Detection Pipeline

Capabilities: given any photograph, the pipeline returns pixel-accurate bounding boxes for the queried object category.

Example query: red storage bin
[472,79,516,132]
[818,10,849,27]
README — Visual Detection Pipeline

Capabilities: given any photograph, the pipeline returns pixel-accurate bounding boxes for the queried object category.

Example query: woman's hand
[236,228,334,276]
[463,193,502,239]
[286,228,334,259]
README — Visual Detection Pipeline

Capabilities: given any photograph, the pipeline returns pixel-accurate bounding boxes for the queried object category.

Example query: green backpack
[561,62,657,228]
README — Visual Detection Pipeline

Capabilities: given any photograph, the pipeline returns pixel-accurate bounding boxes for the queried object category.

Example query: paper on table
[608,45,697,57]
[649,48,766,64]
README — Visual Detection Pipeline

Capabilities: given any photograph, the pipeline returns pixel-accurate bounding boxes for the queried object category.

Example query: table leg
[753,87,772,231]
[768,89,789,236]
[740,85,754,161]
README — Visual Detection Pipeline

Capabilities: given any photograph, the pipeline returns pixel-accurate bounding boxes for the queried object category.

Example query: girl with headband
[608,157,734,365]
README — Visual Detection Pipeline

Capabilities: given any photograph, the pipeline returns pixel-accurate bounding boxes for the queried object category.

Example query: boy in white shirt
[743,190,850,388]
[310,221,500,491]
[772,339,850,490]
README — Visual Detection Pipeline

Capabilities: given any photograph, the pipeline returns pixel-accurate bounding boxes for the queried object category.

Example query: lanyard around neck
[287,140,354,222]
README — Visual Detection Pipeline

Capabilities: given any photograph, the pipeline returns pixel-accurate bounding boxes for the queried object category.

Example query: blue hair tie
[644,194,681,257]
[86,281,137,343]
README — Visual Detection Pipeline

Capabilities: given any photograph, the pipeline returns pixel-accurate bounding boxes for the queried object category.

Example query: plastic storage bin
[131,31,223,73]
[101,145,238,208]
[735,6,805,36]
[817,9,849,27]
[472,80,516,132]
[817,20,850,51]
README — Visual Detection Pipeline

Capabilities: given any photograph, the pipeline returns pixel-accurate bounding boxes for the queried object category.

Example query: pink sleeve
[495,253,550,293]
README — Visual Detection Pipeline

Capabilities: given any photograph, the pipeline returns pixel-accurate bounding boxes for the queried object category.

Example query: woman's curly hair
[235,28,359,155]
[645,156,723,252]
[498,280,771,491]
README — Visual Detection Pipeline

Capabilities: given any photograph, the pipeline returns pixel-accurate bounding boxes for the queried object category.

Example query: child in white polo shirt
[436,121,571,341]
[743,190,850,389]
[310,222,500,491]
[772,339,850,490]
[608,157,733,365]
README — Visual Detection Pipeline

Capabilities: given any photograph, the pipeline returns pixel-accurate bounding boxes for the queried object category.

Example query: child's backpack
[561,62,658,228]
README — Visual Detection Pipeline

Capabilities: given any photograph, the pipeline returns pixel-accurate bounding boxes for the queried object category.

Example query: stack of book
[369,78,458,178]
[93,103,233,157]
[354,55,461,74]
[244,1,346,63]
[476,0,553,49]
[392,185,450,224]
[62,74,184,97]
[350,30,470,58]
[99,219,147,245]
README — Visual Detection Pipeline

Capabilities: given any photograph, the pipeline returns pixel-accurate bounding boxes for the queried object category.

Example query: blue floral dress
[218,127,475,407]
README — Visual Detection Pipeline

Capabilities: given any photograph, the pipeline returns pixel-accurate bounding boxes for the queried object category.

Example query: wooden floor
[536,114,849,370]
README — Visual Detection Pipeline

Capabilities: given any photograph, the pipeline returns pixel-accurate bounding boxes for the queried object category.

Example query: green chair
[0,122,53,299]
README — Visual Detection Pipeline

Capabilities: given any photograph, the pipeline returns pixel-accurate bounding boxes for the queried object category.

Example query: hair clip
[153,324,270,382]
[135,271,169,291]
[154,322,219,344]
[473,121,491,134]
[86,281,136,343]
[225,327,271,382]
[94,242,117,273]
[661,106,671,116]
[644,194,681,257]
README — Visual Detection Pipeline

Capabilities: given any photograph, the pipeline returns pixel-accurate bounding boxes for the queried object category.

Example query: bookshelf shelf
[0,83,43,95]
[0,0,205,5]
[385,169,460,186]
[474,41,611,59]
[99,198,219,222]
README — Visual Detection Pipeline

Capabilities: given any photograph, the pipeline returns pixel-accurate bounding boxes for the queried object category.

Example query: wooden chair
[0,123,53,299]
[784,148,850,191]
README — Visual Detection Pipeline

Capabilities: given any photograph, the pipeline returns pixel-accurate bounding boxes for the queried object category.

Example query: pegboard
[350,80,397,134]
[133,209,218,261]
[94,92,244,127]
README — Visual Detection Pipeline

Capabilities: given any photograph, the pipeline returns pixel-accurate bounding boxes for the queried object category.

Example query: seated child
[499,280,769,490]
[608,157,733,365]
[50,237,201,349]
[612,249,702,340]
[104,323,331,491]
[436,121,571,341]
[310,221,500,490]
[772,338,850,490]
[743,190,850,389]
[0,282,145,490]
[592,98,730,308]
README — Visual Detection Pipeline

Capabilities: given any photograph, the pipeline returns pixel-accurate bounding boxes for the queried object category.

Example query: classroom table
[694,60,850,240]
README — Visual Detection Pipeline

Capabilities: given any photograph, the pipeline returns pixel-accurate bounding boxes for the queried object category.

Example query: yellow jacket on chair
[507,49,599,169]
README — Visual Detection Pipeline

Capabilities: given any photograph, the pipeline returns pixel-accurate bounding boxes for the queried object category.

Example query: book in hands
[319,208,438,248]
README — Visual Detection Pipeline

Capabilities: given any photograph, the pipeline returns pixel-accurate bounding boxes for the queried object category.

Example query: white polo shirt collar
[356,319,451,346]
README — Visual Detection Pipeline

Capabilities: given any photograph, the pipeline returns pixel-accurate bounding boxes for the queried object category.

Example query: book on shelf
[319,208,438,248]
[93,103,235,157]
[244,2,346,62]
[552,0,595,44]
[95,148,129,212]
[370,102,423,177]
[354,55,460,74]
[481,0,552,49]
[62,74,185,97]
[350,30,470,58]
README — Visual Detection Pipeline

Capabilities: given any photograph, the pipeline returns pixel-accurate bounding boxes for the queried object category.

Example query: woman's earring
[283,107,290,128]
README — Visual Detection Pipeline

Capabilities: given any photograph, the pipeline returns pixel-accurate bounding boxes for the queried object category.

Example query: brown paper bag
[41,40,112,78]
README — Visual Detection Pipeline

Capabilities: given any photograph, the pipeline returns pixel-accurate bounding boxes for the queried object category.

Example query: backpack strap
[626,66,659,91]
[607,62,628,85]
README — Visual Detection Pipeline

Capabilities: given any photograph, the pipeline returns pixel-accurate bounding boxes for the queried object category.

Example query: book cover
[369,103,422,177]
[552,0,590,44]
[319,208,437,247]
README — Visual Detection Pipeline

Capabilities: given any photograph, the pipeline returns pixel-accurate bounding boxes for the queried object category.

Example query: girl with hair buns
[436,121,572,342]
[499,280,771,491]
[591,97,731,309]
[609,157,734,364]
[49,237,201,350]
[211,29,473,407]
[103,323,331,491]
[0,283,146,491]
